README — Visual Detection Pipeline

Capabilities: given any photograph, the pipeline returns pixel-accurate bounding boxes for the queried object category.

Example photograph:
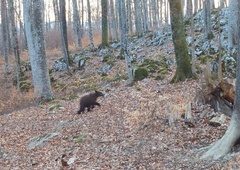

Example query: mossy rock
[133,67,149,81]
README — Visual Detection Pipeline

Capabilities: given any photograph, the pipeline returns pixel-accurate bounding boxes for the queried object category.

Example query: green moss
[134,67,149,81]
[102,55,112,62]
[155,69,168,80]
[61,94,78,100]
[20,81,32,92]
[135,86,141,91]
[49,68,54,74]
[49,104,63,112]
[102,74,128,82]
[207,32,214,40]
[198,55,208,64]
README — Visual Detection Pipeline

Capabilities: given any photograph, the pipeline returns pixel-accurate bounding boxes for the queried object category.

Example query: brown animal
[77,90,104,114]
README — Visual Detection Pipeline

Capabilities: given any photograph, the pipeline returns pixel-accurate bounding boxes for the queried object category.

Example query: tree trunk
[23,0,53,100]
[134,0,143,37]
[87,0,95,50]
[228,0,238,51]
[203,0,213,40]
[127,0,133,34]
[72,0,82,50]
[52,0,59,29]
[194,0,199,14]
[169,0,192,83]
[119,0,133,85]
[142,0,149,32]
[189,0,196,77]
[59,0,71,75]
[7,0,21,91]
[1,0,10,74]
[201,1,240,160]
[217,4,223,82]
[110,0,118,41]
[101,0,108,47]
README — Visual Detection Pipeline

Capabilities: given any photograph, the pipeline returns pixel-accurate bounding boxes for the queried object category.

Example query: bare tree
[194,0,199,14]
[201,1,240,160]
[23,0,53,100]
[228,0,238,51]
[142,0,149,32]
[87,0,95,50]
[72,0,82,50]
[169,0,192,83]
[109,0,118,41]
[59,0,71,75]
[7,0,21,90]
[1,0,10,74]
[53,0,59,29]
[133,0,143,37]
[189,0,196,76]
[203,0,213,40]
[119,0,133,85]
[126,0,133,34]
[101,0,109,47]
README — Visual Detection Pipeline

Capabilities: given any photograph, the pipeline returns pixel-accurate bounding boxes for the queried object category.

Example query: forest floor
[1,33,240,169]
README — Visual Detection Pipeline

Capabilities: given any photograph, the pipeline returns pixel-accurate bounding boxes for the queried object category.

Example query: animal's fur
[77,90,104,114]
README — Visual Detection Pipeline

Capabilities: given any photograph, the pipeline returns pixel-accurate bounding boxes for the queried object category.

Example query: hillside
[1,9,240,169]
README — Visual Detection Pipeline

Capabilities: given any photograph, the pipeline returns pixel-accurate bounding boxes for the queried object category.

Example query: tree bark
[169,0,192,83]
[133,0,143,37]
[72,0,82,50]
[1,0,10,74]
[203,0,213,40]
[119,0,133,85]
[87,0,95,50]
[23,0,53,100]
[201,1,240,160]
[228,0,238,50]
[59,0,71,75]
[7,0,21,90]
[101,0,108,47]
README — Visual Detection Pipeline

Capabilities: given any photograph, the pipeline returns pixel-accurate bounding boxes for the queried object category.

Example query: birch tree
[201,1,240,160]
[23,0,53,100]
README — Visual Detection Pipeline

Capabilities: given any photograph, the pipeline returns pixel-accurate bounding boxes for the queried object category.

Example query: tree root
[200,114,240,160]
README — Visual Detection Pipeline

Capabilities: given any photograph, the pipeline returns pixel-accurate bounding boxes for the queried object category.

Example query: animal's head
[95,90,104,97]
